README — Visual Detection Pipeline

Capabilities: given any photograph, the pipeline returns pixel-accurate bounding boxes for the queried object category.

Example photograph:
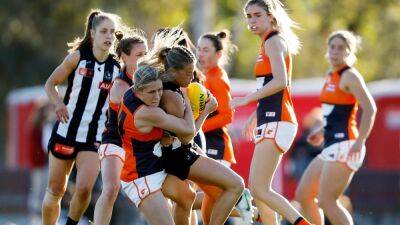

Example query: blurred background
[0,0,399,224]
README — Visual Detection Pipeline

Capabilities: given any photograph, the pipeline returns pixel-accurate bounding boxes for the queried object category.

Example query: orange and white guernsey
[118,89,164,182]
[101,68,134,147]
[254,30,297,126]
[320,65,359,146]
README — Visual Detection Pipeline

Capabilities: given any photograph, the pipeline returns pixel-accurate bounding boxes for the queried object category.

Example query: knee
[102,182,120,200]
[187,188,197,202]
[317,193,336,211]
[219,173,244,197]
[249,183,271,201]
[46,183,66,199]
[178,188,196,208]
[237,179,245,195]
[229,176,245,196]
[249,184,261,201]
[74,183,93,200]
[43,187,65,206]
[294,186,310,204]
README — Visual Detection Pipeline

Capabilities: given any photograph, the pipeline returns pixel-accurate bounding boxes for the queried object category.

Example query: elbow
[180,135,194,144]
[185,129,196,138]
[367,102,377,118]
[371,103,377,115]
[45,77,56,92]
[174,120,195,138]
[282,80,289,88]
[44,78,54,95]
[179,129,195,143]
[44,78,51,90]
[182,126,195,138]
[371,107,377,119]
[277,79,287,90]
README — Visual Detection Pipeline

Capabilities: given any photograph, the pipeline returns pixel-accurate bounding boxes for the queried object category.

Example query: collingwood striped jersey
[53,46,120,144]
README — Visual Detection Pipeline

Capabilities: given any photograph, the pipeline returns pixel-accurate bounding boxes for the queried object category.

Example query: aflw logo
[199,93,206,111]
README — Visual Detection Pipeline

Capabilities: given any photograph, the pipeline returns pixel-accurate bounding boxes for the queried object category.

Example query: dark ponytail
[216,30,227,39]
[200,29,237,67]
[115,28,147,58]
[67,9,119,53]
[157,47,172,67]
[115,31,124,41]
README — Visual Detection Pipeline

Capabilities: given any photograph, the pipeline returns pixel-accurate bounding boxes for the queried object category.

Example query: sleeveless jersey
[320,66,358,146]
[253,30,297,126]
[102,68,133,146]
[52,46,120,144]
[119,89,164,181]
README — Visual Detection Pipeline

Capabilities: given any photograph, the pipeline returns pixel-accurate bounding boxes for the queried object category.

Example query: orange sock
[294,217,312,225]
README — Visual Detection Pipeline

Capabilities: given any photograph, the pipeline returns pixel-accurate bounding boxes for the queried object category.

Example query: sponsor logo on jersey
[265,112,276,117]
[326,84,336,92]
[99,81,112,91]
[207,149,218,155]
[79,68,94,77]
[334,133,345,139]
[104,71,113,80]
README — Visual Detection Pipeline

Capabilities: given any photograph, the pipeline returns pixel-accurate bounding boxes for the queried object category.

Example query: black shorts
[48,133,99,160]
[161,143,200,180]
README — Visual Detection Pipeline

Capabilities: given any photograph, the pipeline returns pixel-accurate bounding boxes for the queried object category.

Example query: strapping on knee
[46,188,64,198]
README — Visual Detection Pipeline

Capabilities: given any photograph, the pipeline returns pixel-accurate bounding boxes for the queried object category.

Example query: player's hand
[307,127,324,147]
[230,96,250,110]
[204,92,218,114]
[55,101,69,123]
[243,115,256,141]
[347,139,364,163]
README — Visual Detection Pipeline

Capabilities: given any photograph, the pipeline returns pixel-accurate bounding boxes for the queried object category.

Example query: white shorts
[254,121,298,153]
[98,143,125,162]
[318,140,366,171]
[120,170,167,207]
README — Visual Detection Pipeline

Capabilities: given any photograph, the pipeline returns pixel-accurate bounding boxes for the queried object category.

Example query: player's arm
[44,51,80,123]
[230,35,288,108]
[195,92,218,134]
[109,79,131,104]
[135,105,195,138]
[340,69,377,145]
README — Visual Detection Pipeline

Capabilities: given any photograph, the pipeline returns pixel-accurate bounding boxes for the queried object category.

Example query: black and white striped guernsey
[52,46,120,145]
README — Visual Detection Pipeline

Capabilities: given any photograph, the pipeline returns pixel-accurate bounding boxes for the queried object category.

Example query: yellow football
[187,82,209,120]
